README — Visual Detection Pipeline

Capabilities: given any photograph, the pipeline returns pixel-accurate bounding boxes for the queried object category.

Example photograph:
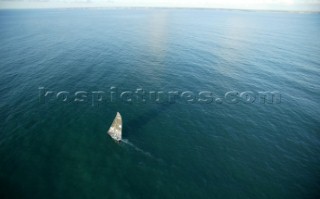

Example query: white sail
[107,112,122,142]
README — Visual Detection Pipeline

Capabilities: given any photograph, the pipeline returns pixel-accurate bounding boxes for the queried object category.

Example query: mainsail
[107,112,122,142]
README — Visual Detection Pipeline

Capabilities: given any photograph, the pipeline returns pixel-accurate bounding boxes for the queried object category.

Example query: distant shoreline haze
[0,0,320,12]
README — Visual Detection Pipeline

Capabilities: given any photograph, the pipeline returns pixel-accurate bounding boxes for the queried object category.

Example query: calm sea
[0,9,319,199]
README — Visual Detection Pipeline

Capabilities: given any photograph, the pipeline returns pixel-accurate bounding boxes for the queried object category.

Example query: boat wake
[121,139,166,165]
[121,139,154,158]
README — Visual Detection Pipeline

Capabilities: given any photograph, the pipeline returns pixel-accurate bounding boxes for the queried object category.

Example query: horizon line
[0,6,320,13]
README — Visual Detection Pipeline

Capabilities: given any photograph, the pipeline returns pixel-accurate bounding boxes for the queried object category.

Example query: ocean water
[0,9,319,199]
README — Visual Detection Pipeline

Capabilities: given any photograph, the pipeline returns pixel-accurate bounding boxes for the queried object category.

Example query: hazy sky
[1,0,320,11]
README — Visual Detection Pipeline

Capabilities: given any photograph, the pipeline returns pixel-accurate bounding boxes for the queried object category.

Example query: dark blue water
[0,9,319,199]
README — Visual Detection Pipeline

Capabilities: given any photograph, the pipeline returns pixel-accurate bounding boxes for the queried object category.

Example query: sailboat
[107,112,122,142]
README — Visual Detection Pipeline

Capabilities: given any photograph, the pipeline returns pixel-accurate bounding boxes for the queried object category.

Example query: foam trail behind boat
[121,139,154,158]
